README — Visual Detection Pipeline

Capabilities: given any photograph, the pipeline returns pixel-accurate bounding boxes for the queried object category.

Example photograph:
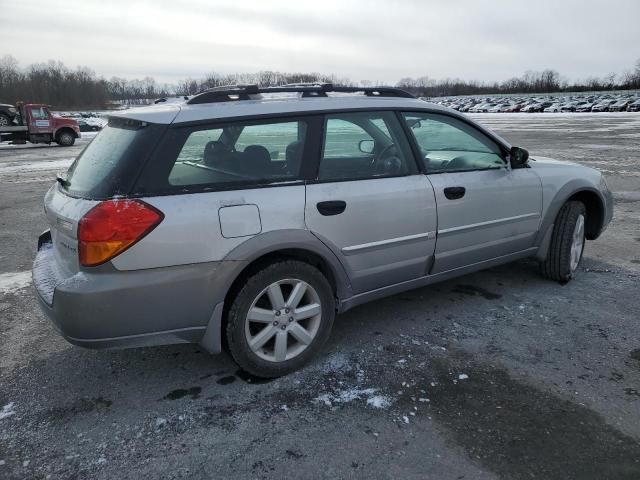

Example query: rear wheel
[0,113,11,126]
[225,260,335,377]
[56,131,75,146]
[541,201,586,283]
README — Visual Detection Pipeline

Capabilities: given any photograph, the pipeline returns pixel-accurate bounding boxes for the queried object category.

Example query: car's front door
[401,112,542,273]
[305,111,437,293]
[27,106,53,135]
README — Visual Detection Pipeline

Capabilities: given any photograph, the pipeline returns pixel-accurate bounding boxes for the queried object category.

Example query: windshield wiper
[56,174,70,187]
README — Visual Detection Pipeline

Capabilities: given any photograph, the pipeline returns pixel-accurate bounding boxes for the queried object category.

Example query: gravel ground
[0,114,639,480]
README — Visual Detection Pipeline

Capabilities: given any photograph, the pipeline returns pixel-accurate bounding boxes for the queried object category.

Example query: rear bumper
[33,234,243,352]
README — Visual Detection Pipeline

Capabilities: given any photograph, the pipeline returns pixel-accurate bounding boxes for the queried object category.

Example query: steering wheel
[372,143,402,175]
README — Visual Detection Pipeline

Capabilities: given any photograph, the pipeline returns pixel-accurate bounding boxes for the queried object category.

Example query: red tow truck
[0,103,81,146]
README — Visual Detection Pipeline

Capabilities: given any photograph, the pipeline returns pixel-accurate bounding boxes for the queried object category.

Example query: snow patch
[318,352,352,374]
[0,402,16,420]
[0,271,31,295]
[366,395,391,409]
[0,158,74,175]
[314,388,392,409]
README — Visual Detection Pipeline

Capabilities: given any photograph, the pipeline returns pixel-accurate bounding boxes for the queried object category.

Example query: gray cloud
[2,0,639,84]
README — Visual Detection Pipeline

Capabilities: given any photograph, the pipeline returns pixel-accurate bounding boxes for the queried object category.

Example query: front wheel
[56,131,75,146]
[225,260,335,377]
[0,113,11,127]
[541,201,586,283]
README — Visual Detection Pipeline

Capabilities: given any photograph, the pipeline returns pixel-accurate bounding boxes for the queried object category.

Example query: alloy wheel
[569,214,585,272]
[244,279,322,362]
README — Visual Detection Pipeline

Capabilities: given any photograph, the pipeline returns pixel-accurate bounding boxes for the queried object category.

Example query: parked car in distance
[521,103,542,113]
[627,100,640,112]
[76,119,103,132]
[608,99,631,112]
[576,102,594,112]
[544,103,562,113]
[32,84,613,377]
[487,103,508,113]
[592,99,616,112]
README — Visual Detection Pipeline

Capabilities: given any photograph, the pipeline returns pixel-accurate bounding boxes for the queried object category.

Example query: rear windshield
[63,118,164,199]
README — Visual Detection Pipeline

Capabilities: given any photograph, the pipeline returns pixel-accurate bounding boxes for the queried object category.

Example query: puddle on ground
[235,369,276,384]
[452,284,503,300]
[161,386,201,400]
[216,375,236,385]
[415,354,640,480]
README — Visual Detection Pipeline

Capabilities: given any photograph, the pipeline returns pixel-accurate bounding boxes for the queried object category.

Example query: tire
[0,113,11,127]
[541,201,586,284]
[56,131,75,146]
[225,260,335,378]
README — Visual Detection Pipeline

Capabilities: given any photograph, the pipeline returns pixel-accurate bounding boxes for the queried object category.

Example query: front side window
[31,107,49,120]
[402,112,505,173]
[318,111,413,181]
[168,119,308,187]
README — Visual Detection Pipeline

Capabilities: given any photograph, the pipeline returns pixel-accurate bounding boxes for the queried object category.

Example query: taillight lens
[78,199,163,267]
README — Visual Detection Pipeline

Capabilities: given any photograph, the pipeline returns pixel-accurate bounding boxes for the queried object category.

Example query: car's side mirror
[359,139,375,154]
[510,146,529,169]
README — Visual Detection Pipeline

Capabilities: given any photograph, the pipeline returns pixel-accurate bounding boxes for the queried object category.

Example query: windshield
[63,118,164,199]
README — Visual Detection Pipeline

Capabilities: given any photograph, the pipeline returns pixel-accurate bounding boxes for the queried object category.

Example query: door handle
[443,187,466,200]
[317,200,347,216]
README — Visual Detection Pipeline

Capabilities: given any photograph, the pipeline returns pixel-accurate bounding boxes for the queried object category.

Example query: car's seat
[285,141,303,175]
[204,141,232,167]
[243,145,272,178]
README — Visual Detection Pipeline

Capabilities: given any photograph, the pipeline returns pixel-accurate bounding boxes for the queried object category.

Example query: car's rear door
[401,112,542,273]
[305,111,437,293]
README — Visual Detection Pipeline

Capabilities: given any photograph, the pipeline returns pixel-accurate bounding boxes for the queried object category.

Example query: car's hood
[529,156,603,183]
[530,156,581,168]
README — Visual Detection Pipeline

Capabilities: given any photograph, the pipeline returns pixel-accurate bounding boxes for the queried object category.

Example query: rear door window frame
[309,109,419,184]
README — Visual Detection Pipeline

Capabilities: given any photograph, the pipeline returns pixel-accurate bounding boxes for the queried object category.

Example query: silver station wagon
[33,84,613,377]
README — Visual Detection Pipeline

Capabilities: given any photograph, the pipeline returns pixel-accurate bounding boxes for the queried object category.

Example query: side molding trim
[438,213,540,236]
[342,232,434,255]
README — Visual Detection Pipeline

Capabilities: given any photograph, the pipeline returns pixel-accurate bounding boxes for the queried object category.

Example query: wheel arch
[54,126,79,139]
[222,230,352,308]
[535,183,606,260]
[566,189,604,240]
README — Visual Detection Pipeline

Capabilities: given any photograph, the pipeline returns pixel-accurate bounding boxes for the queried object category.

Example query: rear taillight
[78,199,163,267]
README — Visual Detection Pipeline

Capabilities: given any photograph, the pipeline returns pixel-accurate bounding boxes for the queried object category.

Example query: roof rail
[186,84,414,104]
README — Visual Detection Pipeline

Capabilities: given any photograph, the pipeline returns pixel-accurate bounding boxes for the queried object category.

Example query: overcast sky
[3,0,639,84]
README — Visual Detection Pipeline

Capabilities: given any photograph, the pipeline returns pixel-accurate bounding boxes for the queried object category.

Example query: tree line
[1,54,639,109]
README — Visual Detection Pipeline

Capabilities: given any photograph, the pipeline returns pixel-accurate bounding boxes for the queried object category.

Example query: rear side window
[64,118,164,199]
[167,119,308,187]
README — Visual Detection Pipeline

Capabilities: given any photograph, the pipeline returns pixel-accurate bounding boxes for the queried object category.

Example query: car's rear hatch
[34,118,166,303]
